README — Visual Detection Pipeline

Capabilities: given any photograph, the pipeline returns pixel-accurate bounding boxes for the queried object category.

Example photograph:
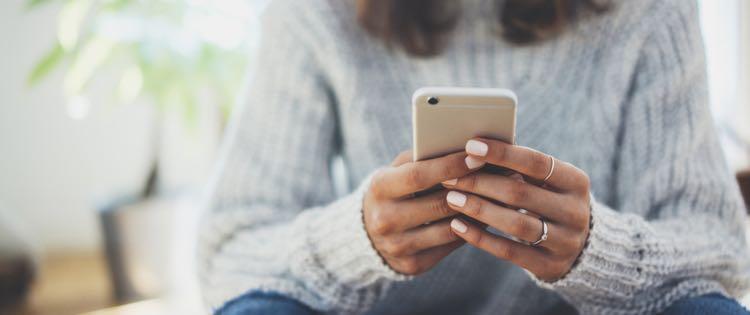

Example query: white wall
[700,0,750,171]
[741,0,750,149]
[0,1,221,253]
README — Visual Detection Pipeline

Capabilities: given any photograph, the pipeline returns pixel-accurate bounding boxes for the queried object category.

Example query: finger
[445,191,578,253]
[450,218,550,273]
[391,150,413,167]
[385,221,462,256]
[444,173,578,225]
[397,241,464,275]
[374,151,478,198]
[391,190,459,230]
[367,190,457,235]
[465,138,587,192]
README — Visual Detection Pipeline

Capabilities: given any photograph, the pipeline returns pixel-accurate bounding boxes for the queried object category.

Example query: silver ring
[531,218,548,246]
[543,156,555,184]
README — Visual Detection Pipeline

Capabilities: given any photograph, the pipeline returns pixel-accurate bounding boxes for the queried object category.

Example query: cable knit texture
[198,0,750,314]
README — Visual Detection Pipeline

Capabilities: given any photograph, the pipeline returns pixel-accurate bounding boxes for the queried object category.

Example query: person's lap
[660,293,749,315]
[216,291,750,315]
[216,291,318,315]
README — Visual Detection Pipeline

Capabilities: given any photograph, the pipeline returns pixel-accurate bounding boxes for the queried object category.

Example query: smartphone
[412,87,517,162]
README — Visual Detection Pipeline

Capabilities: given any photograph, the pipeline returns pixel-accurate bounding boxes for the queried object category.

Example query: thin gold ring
[543,156,555,184]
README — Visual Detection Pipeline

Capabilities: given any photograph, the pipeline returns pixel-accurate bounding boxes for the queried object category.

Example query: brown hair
[357,0,608,57]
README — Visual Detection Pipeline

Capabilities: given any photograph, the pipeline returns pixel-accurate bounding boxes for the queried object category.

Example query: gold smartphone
[412,87,517,162]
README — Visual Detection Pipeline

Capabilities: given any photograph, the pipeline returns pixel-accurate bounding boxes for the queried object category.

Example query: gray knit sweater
[199,0,750,314]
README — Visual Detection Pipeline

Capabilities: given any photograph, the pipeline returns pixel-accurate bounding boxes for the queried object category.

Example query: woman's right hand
[363,150,484,275]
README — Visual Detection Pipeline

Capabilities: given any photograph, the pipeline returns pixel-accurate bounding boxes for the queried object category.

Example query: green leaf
[26,0,56,9]
[27,44,65,86]
[63,37,115,96]
[58,0,93,50]
[101,0,134,10]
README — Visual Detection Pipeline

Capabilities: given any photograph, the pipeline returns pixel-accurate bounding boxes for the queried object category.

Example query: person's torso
[307,0,653,313]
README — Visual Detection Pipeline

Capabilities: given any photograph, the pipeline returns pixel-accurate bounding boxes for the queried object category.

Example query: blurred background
[0,0,748,314]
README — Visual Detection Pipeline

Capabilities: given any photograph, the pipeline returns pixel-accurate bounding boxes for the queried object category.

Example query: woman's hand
[444,138,591,282]
[363,150,482,275]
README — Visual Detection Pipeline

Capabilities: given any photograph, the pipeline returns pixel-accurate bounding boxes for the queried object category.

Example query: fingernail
[451,219,468,234]
[442,178,458,186]
[446,191,467,207]
[465,156,486,169]
[466,140,488,157]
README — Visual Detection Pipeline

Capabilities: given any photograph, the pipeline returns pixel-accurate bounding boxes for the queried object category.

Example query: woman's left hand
[443,138,592,282]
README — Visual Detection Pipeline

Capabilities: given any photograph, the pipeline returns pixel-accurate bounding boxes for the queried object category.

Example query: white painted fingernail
[442,178,458,186]
[465,156,486,169]
[466,140,488,157]
[446,191,467,207]
[451,219,468,234]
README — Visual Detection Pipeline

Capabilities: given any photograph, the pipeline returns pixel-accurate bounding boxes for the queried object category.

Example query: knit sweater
[198,0,750,314]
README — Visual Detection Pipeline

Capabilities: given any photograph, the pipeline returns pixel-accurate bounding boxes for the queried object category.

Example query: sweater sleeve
[532,2,750,314]
[198,2,404,313]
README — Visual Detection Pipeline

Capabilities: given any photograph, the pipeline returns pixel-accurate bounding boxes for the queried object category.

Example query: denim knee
[661,293,749,315]
[215,291,318,315]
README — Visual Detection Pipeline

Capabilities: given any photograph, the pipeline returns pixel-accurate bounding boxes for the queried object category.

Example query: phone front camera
[427,97,439,105]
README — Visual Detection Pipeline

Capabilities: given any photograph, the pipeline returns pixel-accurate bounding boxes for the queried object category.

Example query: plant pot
[0,256,34,310]
[738,169,750,213]
[99,197,175,303]
[0,208,36,311]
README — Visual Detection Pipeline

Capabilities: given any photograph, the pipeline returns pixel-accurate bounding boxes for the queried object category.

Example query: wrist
[289,172,408,289]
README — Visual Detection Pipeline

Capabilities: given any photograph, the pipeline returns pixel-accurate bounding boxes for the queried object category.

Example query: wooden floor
[3,251,203,315]
[6,252,115,315]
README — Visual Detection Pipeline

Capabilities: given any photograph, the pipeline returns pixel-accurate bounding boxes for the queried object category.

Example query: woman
[199,0,750,313]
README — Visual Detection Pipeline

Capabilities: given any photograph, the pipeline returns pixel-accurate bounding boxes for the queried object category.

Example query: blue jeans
[216,291,749,315]
[661,293,749,315]
[216,292,318,315]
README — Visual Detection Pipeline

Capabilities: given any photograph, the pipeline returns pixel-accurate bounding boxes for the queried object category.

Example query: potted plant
[26,0,260,303]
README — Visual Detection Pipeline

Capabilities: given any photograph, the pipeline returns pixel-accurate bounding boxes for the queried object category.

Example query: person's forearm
[200,174,404,313]
[531,200,750,314]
